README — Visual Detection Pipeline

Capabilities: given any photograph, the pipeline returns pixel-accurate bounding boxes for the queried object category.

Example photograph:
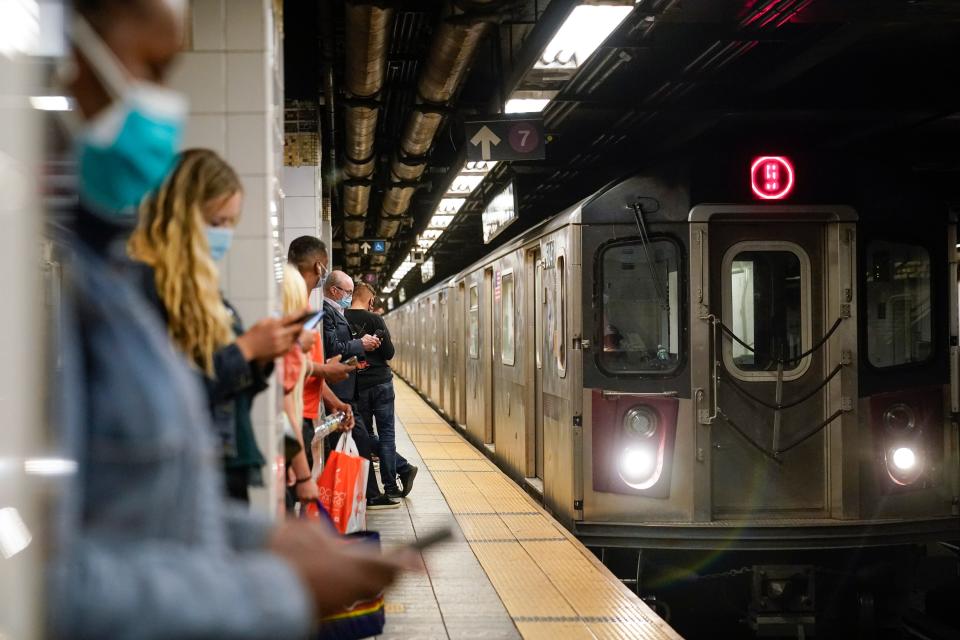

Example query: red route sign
[750,155,795,200]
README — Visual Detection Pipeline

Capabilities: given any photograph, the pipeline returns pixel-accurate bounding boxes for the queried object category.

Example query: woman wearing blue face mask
[129,148,302,501]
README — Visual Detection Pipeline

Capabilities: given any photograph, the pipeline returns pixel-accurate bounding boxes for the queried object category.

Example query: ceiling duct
[342,2,393,241]
[377,4,498,238]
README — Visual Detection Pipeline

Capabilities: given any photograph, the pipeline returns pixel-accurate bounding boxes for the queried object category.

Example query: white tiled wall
[172,0,285,516]
[281,165,322,307]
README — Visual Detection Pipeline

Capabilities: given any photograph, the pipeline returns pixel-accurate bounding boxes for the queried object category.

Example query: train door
[457,281,468,427]
[466,280,483,440]
[432,298,440,404]
[484,267,495,445]
[439,292,448,416]
[705,215,848,518]
[526,247,545,480]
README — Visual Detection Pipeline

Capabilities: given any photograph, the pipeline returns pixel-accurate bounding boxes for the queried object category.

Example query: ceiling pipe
[342,2,393,241]
[376,2,501,239]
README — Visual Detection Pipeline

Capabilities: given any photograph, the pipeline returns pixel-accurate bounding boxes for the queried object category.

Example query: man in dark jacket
[347,283,418,498]
[322,270,399,509]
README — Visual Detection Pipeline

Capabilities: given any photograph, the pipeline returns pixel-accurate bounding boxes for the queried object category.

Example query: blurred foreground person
[48,1,416,637]
[130,148,299,502]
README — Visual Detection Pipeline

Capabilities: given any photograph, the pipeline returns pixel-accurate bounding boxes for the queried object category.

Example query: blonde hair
[129,148,240,375]
[282,263,308,315]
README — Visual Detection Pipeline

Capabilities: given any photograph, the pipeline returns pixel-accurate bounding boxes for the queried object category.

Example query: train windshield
[600,240,681,374]
[865,240,932,368]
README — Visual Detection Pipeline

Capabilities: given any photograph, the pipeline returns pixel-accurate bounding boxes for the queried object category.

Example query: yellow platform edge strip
[393,379,682,640]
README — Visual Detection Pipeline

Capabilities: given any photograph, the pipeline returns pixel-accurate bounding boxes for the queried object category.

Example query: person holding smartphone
[131,148,302,502]
[321,271,399,510]
[347,283,418,499]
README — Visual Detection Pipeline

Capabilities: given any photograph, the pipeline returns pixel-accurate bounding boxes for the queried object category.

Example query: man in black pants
[321,271,399,510]
[347,283,418,499]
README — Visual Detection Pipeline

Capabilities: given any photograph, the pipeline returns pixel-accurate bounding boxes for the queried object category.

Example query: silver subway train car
[385,153,960,632]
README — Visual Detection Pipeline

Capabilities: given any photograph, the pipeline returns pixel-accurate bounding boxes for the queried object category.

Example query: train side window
[599,240,680,374]
[501,272,516,365]
[469,284,480,359]
[553,256,567,375]
[723,242,811,379]
[866,240,932,368]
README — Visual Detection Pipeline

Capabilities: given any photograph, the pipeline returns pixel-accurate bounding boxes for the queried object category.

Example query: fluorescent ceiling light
[30,95,70,111]
[417,238,435,249]
[437,198,466,214]
[448,174,484,195]
[505,98,551,113]
[535,3,635,70]
[422,229,443,240]
[428,215,454,229]
[462,161,497,174]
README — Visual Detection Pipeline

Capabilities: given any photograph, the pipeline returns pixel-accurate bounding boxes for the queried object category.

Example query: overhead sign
[466,116,545,162]
[358,239,387,255]
[751,156,794,200]
[482,181,518,244]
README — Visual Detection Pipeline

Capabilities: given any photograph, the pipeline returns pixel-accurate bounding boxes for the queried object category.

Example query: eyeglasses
[333,284,354,295]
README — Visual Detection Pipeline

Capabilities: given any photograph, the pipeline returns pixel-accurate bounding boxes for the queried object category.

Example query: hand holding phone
[285,309,316,326]
[343,356,359,367]
[407,527,453,552]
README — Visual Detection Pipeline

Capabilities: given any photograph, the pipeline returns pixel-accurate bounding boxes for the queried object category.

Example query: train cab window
[469,284,479,359]
[501,272,516,365]
[600,240,680,374]
[866,240,932,368]
[724,243,810,377]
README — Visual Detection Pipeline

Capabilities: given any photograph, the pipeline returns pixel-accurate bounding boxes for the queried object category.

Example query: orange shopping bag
[316,431,369,534]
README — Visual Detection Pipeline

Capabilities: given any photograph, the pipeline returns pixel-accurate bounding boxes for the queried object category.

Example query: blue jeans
[357,381,410,492]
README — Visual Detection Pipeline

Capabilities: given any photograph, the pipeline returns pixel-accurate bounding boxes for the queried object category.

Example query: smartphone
[343,356,359,367]
[303,311,323,330]
[286,309,316,326]
[408,527,453,552]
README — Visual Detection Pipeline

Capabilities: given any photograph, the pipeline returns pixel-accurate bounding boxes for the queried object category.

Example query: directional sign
[371,240,386,254]
[465,116,545,162]
[360,242,371,255]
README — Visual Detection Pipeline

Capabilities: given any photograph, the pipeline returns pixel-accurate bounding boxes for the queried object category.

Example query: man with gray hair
[322,271,399,510]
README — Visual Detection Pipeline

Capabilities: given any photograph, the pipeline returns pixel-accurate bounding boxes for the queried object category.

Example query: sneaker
[398,465,419,498]
[384,488,403,500]
[367,494,400,510]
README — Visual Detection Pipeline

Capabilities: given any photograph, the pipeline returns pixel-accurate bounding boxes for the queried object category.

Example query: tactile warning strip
[393,379,682,640]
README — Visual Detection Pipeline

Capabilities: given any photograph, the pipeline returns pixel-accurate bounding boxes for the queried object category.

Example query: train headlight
[885,444,924,485]
[620,447,656,482]
[624,406,658,438]
[883,403,916,432]
[891,446,916,471]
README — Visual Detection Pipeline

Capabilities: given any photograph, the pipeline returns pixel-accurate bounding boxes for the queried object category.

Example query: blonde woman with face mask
[130,148,306,501]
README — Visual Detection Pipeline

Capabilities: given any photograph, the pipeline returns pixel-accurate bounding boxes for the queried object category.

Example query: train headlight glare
[883,403,915,432]
[620,447,655,481]
[624,406,658,438]
[891,447,916,471]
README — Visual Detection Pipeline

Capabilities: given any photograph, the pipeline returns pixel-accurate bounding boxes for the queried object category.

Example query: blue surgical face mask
[72,18,187,219]
[206,226,234,262]
[338,295,353,310]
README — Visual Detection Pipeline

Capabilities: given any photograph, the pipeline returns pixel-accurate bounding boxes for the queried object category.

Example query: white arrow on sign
[470,125,501,160]
[360,242,371,255]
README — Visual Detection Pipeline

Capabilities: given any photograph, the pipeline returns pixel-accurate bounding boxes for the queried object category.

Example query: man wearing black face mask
[48,1,417,636]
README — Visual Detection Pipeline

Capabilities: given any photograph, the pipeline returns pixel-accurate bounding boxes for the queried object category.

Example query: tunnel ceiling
[284,0,960,301]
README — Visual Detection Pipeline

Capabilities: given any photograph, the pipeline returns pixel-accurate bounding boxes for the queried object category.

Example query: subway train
[386,150,960,632]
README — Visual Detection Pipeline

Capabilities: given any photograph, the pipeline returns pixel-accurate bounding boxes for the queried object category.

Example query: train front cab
[578,190,959,547]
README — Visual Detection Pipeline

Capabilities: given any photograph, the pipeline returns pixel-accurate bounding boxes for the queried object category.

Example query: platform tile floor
[366,378,681,640]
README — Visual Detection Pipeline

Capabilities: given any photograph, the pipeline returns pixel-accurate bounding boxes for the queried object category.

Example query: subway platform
[366,379,681,640]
